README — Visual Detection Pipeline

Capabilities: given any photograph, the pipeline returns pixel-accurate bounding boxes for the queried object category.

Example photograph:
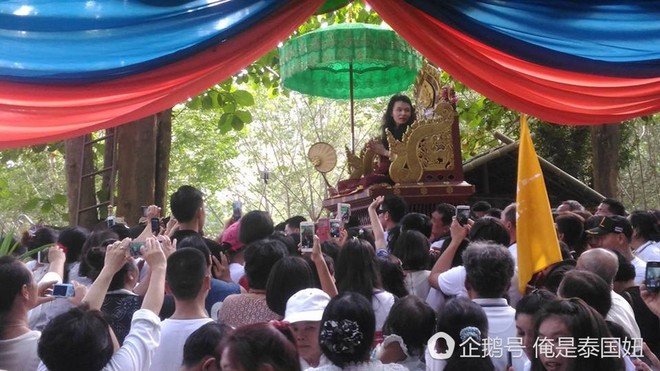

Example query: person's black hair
[57,227,89,264]
[463,242,514,298]
[177,234,212,267]
[23,226,58,254]
[222,322,300,371]
[170,185,204,223]
[531,298,623,371]
[320,292,375,367]
[434,203,456,226]
[38,304,114,371]
[166,248,209,301]
[558,269,612,317]
[109,224,130,240]
[378,255,409,299]
[346,227,375,248]
[381,94,416,147]
[468,216,510,247]
[392,230,430,271]
[269,230,298,256]
[345,215,361,229]
[555,213,585,255]
[515,289,558,318]
[243,238,288,290]
[437,297,494,371]
[284,216,307,231]
[0,256,32,313]
[485,208,502,219]
[78,230,119,278]
[601,198,626,216]
[335,238,382,301]
[629,210,660,242]
[321,240,340,262]
[266,256,314,316]
[382,295,436,356]
[541,260,576,294]
[400,212,432,238]
[239,210,274,245]
[381,194,408,224]
[85,246,136,291]
[471,201,492,213]
[83,237,121,281]
[302,253,334,289]
[274,221,286,232]
[613,250,636,283]
[182,322,233,368]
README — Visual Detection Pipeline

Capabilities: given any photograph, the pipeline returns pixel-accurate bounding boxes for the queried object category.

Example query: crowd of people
[1,183,660,371]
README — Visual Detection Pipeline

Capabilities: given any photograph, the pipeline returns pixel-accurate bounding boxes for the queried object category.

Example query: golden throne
[324,64,475,225]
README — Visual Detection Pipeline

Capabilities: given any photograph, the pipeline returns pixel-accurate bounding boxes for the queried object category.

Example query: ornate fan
[307,142,337,187]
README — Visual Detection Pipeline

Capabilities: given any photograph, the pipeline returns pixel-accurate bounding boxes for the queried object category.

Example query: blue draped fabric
[407,0,660,78]
[0,0,287,82]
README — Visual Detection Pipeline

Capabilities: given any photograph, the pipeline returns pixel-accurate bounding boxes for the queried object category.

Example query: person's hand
[369,196,384,211]
[158,235,176,258]
[337,228,349,248]
[449,216,469,242]
[631,357,652,371]
[166,218,179,237]
[212,253,231,282]
[47,245,66,264]
[311,236,323,263]
[67,280,87,306]
[640,283,660,317]
[141,237,165,270]
[368,140,387,156]
[642,342,660,370]
[34,280,57,307]
[104,239,130,274]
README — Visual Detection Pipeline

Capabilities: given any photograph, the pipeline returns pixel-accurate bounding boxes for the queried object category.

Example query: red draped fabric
[367,0,660,125]
[0,0,325,149]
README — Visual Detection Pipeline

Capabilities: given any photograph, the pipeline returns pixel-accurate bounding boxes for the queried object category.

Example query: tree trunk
[154,110,172,210]
[591,124,621,198]
[65,135,98,228]
[116,111,171,226]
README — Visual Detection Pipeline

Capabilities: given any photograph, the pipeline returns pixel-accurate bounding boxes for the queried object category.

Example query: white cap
[284,288,330,323]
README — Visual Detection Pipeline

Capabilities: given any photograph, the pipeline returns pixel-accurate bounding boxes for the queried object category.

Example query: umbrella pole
[350,61,355,154]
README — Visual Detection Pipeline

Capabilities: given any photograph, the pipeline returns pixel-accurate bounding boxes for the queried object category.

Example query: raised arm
[368,196,386,250]
[139,237,166,314]
[82,238,131,310]
[312,236,338,298]
[428,218,469,290]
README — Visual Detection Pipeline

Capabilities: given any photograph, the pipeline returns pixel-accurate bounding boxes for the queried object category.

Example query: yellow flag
[516,114,562,293]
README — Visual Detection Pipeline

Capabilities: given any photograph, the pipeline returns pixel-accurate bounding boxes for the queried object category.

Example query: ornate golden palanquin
[324,64,474,225]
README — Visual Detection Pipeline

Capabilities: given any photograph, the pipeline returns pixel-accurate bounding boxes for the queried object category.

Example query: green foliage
[530,122,592,184]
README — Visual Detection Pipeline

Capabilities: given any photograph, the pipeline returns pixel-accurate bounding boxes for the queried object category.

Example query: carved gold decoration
[446,186,453,194]
[420,187,428,195]
[345,143,378,180]
[388,102,457,183]
[414,64,441,117]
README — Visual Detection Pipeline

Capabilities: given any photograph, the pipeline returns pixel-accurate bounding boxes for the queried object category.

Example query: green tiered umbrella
[279,23,421,152]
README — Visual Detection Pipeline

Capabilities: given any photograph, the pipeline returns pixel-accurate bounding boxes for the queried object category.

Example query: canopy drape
[1,0,659,148]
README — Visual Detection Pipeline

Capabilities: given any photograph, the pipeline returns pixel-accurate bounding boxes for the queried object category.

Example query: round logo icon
[427,332,455,360]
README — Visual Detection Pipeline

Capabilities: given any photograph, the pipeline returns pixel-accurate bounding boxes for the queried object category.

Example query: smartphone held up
[300,222,315,253]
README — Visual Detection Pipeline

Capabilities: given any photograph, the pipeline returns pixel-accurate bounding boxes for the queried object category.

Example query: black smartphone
[456,205,471,226]
[646,261,660,292]
[150,217,160,235]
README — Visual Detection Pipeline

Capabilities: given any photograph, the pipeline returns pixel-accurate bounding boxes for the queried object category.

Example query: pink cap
[221,222,244,252]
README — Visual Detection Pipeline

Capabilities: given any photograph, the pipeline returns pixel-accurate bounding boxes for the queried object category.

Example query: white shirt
[472,298,527,371]
[0,330,41,371]
[634,241,660,262]
[508,243,518,267]
[373,290,395,333]
[38,309,161,371]
[404,270,431,299]
[306,360,407,371]
[149,317,213,371]
[631,256,647,285]
[608,291,642,339]
[436,266,469,298]
[229,262,245,284]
